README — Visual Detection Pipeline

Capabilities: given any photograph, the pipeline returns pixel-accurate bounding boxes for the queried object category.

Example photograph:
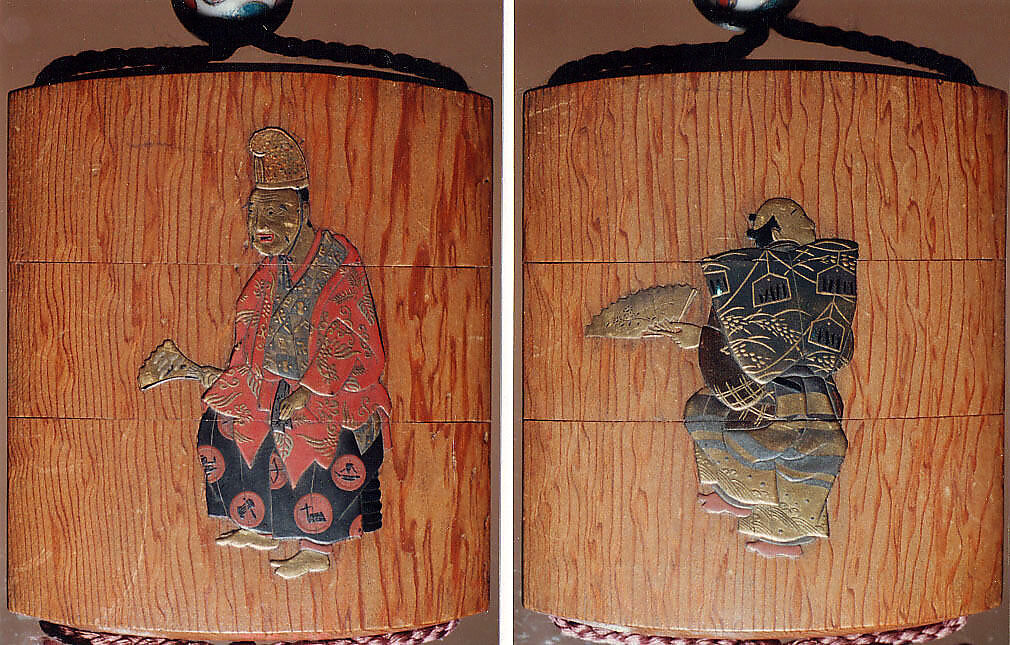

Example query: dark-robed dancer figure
[666,198,857,558]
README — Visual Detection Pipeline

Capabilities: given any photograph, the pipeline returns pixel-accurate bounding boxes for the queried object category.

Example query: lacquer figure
[587,198,857,558]
[139,127,391,578]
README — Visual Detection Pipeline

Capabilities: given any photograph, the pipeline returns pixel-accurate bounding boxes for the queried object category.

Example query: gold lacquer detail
[269,548,330,579]
[248,127,309,191]
[215,528,280,551]
[585,198,858,559]
[585,284,698,339]
[775,393,806,417]
[138,127,391,580]
[137,339,222,390]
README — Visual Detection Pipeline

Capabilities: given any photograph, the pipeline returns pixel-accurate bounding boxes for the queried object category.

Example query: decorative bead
[171,0,293,44]
[178,0,287,20]
[692,0,800,31]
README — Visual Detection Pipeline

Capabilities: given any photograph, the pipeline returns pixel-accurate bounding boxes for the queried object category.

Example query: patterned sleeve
[202,266,272,422]
[299,260,386,397]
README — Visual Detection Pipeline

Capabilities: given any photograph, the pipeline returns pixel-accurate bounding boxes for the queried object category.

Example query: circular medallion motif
[331,454,366,491]
[229,491,265,528]
[294,493,333,534]
[349,514,363,538]
[268,452,289,490]
[197,445,225,483]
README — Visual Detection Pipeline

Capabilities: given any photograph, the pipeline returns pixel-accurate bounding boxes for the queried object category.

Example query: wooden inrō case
[523,70,1006,638]
[8,71,492,640]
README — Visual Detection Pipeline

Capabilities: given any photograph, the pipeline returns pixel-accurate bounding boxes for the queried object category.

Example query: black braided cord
[771,15,977,85]
[34,42,239,86]
[252,33,467,90]
[34,33,467,91]
[547,11,977,87]
[549,26,770,86]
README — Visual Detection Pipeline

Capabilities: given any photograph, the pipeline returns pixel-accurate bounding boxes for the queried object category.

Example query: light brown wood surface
[524,72,1006,263]
[524,260,1004,422]
[9,73,492,267]
[522,71,1006,637]
[523,417,1002,638]
[8,72,492,638]
[10,420,489,640]
[9,264,491,423]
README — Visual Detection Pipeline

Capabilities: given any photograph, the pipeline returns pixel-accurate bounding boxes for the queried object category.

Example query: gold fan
[585,284,698,339]
[137,339,220,390]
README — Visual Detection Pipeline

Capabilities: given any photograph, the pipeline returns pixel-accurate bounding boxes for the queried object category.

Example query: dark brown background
[515,1,1008,643]
[1,1,501,643]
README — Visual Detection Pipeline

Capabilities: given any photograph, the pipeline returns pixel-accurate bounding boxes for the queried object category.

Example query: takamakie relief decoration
[138,127,391,579]
[587,198,858,559]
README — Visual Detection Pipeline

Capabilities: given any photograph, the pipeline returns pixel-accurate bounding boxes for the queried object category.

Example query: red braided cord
[550,616,967,645]
[549,619,779,645]
[789,617,967,645]
[39,620,458,645]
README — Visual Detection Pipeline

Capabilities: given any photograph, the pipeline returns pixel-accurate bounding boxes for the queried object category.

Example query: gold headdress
[247,127,309,190]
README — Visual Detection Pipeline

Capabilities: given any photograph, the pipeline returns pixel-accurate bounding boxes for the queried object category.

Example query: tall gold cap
[247,127,309,190]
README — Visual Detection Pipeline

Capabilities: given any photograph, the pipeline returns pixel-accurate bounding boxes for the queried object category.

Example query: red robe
[202,229,391,486]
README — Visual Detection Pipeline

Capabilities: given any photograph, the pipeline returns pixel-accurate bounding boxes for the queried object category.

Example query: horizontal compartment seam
[524,258,1003,265]
[9,260,492,269]
[8,416,492,424]
[523,412,1003,423]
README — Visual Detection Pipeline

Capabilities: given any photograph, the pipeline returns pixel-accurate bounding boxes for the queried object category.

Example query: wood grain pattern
[524,260,1004,422]
[9,72,492,267]
[9,420,490,639]
[8,72,492,637]
[523,417,1002,638]
[522,70,1006,636]
[524,72,1007,262]
[9,263,491,423]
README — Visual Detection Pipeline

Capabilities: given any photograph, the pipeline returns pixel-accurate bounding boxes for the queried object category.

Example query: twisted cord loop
[251,33,466,91]
[550,616,967,645]
[548,26,769,86]
[39,619,458,645]
[34,36,466,91]
[770,16,977,85]
[34,43,238,86]
[546,11,977,86]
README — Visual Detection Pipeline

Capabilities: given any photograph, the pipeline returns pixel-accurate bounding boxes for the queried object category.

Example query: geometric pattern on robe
[197,228,392,542]
[684,237,857,545]
[701,238,858,389]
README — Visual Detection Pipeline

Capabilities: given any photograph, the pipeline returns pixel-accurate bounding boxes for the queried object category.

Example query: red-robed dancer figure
[139,127,391,579]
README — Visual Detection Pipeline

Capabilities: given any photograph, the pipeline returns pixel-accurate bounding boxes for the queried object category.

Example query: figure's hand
[277,386,311,420]
[646,322,703,349]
